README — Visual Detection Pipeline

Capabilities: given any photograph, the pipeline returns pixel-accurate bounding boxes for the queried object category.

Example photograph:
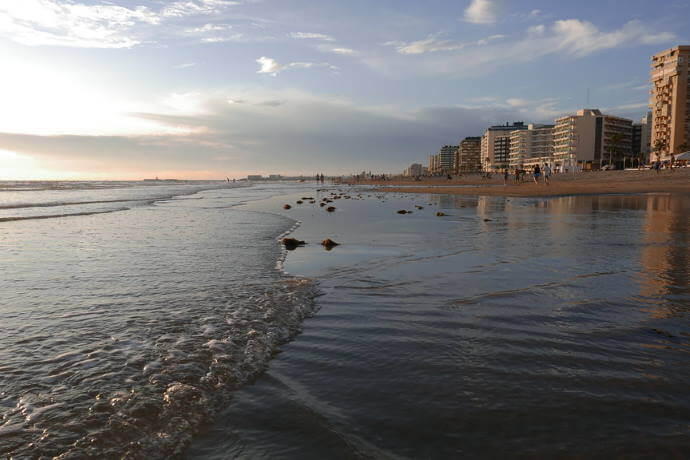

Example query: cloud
[394,36,466,55]
[173,63,197,69]
[371,19,676,76]
[0,90,534,177]
[323,47,358,56]
[161,0,241,18]
[288,32,335,41]
[389,33,504,55]
[464,0,500,24]
[0,0,243,48]
[256,57,284,74]
[256,56,337,76]
[612,102,649,110]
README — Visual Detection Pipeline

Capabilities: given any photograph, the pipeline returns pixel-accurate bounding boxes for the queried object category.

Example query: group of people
[652,154,677,173]
[504,164,552,186]
[315,173,326,183]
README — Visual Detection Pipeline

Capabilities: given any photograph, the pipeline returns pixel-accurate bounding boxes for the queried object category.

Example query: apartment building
[457,136,482,172]
[481,122,527,171]
[428,153,440,174]
[404,163,424,177]
[508,124,555,169]
[553,109,632,171]
[438,145,458,173]
[650,45,690,160]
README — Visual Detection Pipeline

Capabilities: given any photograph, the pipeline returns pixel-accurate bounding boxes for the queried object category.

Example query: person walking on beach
[514,169,520,184]
[543,163,551,185]
[654,161,660,174]
[533,164,541,184]
[504,169,509,185]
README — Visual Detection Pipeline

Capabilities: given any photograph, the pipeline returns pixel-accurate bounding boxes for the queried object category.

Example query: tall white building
[508,124,555,169]
[481,122,527,171]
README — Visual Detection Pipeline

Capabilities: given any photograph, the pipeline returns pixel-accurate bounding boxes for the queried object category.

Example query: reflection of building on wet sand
[640,195,690,311]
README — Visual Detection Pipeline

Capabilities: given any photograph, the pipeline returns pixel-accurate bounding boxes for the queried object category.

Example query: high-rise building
[438,145,458,173]
[553,109,633,171]
[481,122,527,171]
[508,124,555,169]
[650,45,690,160]
[457,136,482,172]
[428,153,441,174]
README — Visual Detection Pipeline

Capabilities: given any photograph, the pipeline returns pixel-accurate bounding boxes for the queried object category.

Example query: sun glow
[0,149,56,180]
[0,48,182,137]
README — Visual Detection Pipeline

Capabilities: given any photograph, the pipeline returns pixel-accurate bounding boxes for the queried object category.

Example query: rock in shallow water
[281,238,305,250]
[321,238,339,250]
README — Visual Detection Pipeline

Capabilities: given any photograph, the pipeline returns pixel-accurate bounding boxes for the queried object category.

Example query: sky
[0,0,688,179]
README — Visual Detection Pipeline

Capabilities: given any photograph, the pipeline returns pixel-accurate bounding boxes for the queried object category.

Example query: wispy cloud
[329,47,357,56]
[371,19,676,76]
[256,57,337,76]
[174,63,197,69]
[288,32,335,41]
[388,33,504,55]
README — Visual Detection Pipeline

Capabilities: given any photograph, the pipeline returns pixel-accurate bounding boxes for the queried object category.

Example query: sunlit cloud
[256,56,338,76]
[288,32,335,41]
[0,0,244,48]
[464,0,500,24]
[0,89,533,178]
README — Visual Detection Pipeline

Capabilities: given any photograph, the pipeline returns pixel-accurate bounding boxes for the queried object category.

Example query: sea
[1,181,688,459]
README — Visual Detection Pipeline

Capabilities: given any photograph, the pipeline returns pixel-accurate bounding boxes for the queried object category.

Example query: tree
[607,132,625,168]
[653,139,667,162]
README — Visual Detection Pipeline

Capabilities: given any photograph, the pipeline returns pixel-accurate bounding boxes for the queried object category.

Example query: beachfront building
[553,109,633,171]
[508,124,555,170]
[428,153,441,174]
[404,163,424,177]
[457,136,482,172]
[247,175,263,180]
[649,45,690,161]
[481,122,527,171]
[438,145,458,174]
[632,113,651,164]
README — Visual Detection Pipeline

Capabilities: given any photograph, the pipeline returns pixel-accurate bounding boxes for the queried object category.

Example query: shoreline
[351,169,690,197]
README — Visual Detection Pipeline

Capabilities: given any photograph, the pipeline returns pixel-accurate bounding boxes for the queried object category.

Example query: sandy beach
[351,168,690,197]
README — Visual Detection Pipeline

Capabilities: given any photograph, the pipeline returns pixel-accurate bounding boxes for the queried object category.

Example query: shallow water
[0,181,319,458]
[188,191,690,459]
[2,184,689,458]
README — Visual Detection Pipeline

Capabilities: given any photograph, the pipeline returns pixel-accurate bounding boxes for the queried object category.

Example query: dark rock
[484,218,492,222]
[321,238,339,250]
[436,212,446,216]
[281,237,305,250]
[283,204,291,210]
[319,202,327,207]
[397,210,412,214]
[415,205,424,209]
[326,206,336,212]
[296,200,303,204]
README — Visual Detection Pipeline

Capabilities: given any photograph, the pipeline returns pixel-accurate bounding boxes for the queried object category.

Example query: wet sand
[354,168,690,197]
